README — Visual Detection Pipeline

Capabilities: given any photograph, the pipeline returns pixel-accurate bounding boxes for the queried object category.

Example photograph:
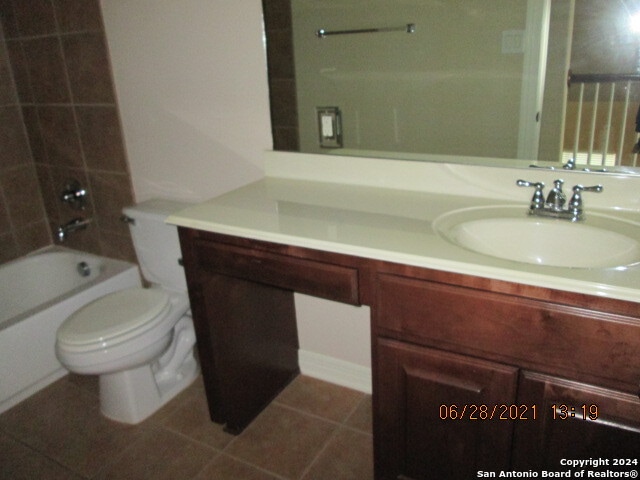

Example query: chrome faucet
[516,179,603,221]
[56,218,91,242]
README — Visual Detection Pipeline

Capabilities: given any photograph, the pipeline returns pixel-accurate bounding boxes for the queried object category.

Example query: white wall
[101,0,372,391]
[101,0,271,203]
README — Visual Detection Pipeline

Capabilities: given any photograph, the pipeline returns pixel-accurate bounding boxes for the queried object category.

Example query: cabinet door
[513,371,640,469]
[375,339,518,480]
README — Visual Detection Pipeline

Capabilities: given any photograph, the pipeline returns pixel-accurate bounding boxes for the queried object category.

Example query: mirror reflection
[264,0,640,172]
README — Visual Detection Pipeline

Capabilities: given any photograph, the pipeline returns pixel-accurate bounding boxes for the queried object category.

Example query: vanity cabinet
[178,227,365,433]
[375,339,518,479]
[374,270,640,479]
[178,227,640,478]
[512,372,640,468]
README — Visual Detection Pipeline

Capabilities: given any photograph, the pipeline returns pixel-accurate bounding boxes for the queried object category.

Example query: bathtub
[0,246,141,414]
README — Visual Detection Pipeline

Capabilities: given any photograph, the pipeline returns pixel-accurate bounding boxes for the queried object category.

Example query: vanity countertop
[167,152,640,304]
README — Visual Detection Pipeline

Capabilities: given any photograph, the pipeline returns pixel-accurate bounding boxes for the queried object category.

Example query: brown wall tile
[54,0,103,33]
[76,106,128,173]
[62,33,114,103]
[0,106,31,169]
[12,0,57,37]
[38,106,83,168]
[22,37,71,103]
[0,0,136,265]
[0,164,47,229]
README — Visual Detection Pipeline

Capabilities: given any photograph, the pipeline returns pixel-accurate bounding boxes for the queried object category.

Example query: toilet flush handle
[120,214,135,225]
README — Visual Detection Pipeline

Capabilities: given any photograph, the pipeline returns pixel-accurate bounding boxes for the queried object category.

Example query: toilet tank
[122,198,193,292]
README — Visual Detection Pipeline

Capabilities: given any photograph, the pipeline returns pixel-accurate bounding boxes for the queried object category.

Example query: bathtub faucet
[56,218,92,242]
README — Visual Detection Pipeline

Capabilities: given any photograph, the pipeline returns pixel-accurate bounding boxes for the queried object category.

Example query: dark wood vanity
[179,226,640,480]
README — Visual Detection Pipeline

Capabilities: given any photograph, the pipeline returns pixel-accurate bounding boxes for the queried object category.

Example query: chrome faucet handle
[545,179,566,211]
[563,157,576,170]
[516,179,545,210]
[568,184,603,220]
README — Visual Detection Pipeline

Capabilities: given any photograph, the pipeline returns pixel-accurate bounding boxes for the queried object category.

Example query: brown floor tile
[274,375,365,423]
[344,396,373,434]
[301,427,374,480]
[0,377,149,478]
[0,373,374,480]
[0,431,84,480]
[225,403,337,479]
[94,427,216,480]
[194,454,282,480]
[161,392,235,451]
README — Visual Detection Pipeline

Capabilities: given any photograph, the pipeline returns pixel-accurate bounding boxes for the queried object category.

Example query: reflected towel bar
[316,23,415,38]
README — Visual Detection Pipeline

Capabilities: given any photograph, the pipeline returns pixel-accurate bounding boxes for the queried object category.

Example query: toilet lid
[58,288,171,346]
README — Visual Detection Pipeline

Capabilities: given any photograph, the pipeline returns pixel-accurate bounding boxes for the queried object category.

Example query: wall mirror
[263,0,640,174]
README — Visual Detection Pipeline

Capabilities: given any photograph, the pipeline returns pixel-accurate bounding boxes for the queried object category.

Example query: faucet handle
[546,179,566,210]
[516,179,545,210]
[568,184,603,220]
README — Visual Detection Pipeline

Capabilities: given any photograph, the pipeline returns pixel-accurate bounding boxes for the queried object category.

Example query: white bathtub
[0,246,141,414]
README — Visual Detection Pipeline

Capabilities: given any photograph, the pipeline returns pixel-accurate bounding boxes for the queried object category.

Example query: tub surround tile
[53,0,104,33]
[5,40,32,103]
[15,219,51,255]
[0,36,17,105]
[87,170,134,234]
[0,0,136,265]
[22,37,71,104]
[76,106,128,173]
[97,229,137,264]
[38,106,84,169]
[20,106,46,164]
[0,232,18,263]
[0,0,19,39]
[61,33,115,104]
[0,164,46,228]
[0,106,31,168]
[11,0,57,37]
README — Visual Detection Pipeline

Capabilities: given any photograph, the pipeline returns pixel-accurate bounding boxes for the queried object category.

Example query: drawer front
[375,273,640,392]
[195,240,360,305]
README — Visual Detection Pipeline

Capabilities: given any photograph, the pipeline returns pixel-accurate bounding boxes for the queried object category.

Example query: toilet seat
[57,288,171,351]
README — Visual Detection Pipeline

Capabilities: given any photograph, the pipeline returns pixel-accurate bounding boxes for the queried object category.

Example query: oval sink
[434,206,640,269]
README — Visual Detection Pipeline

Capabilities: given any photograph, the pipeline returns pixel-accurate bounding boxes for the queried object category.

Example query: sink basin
[433,206,640,268]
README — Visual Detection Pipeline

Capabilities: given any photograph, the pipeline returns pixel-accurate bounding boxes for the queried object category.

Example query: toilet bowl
[55,199,199,424]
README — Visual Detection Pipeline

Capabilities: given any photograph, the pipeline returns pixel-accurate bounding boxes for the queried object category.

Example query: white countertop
[167,151,640,304]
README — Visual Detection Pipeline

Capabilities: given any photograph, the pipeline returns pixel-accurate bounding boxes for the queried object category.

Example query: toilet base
[99,316,199,424]
[99,355,198,424]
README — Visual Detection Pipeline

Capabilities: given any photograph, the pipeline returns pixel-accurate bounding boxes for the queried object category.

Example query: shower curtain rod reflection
[316,23,415,38]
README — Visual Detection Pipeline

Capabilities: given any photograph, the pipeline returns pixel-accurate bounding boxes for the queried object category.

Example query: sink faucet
[516,179,603,221]
[56,217,91,242]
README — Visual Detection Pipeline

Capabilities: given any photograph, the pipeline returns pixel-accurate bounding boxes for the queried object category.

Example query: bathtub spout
[56,218,91,242]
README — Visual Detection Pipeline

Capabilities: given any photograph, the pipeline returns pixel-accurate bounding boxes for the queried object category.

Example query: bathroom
[1,0,639,478]
[0,1,374,477]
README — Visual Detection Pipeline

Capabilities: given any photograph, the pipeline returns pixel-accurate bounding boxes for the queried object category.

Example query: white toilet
[55,199,199,424]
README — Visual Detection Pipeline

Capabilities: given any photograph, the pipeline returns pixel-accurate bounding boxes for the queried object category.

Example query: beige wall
[101,0,271,203]
[101,0,372,376]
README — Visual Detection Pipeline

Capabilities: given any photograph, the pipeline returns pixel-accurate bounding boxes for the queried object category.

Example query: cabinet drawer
[195,240,359,305]
[375,273,640,392]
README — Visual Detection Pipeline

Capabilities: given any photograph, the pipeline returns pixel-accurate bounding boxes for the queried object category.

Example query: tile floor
[0,374,373,480]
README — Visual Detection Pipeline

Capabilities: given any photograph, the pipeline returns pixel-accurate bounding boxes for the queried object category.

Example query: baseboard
[298,350,372,394]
